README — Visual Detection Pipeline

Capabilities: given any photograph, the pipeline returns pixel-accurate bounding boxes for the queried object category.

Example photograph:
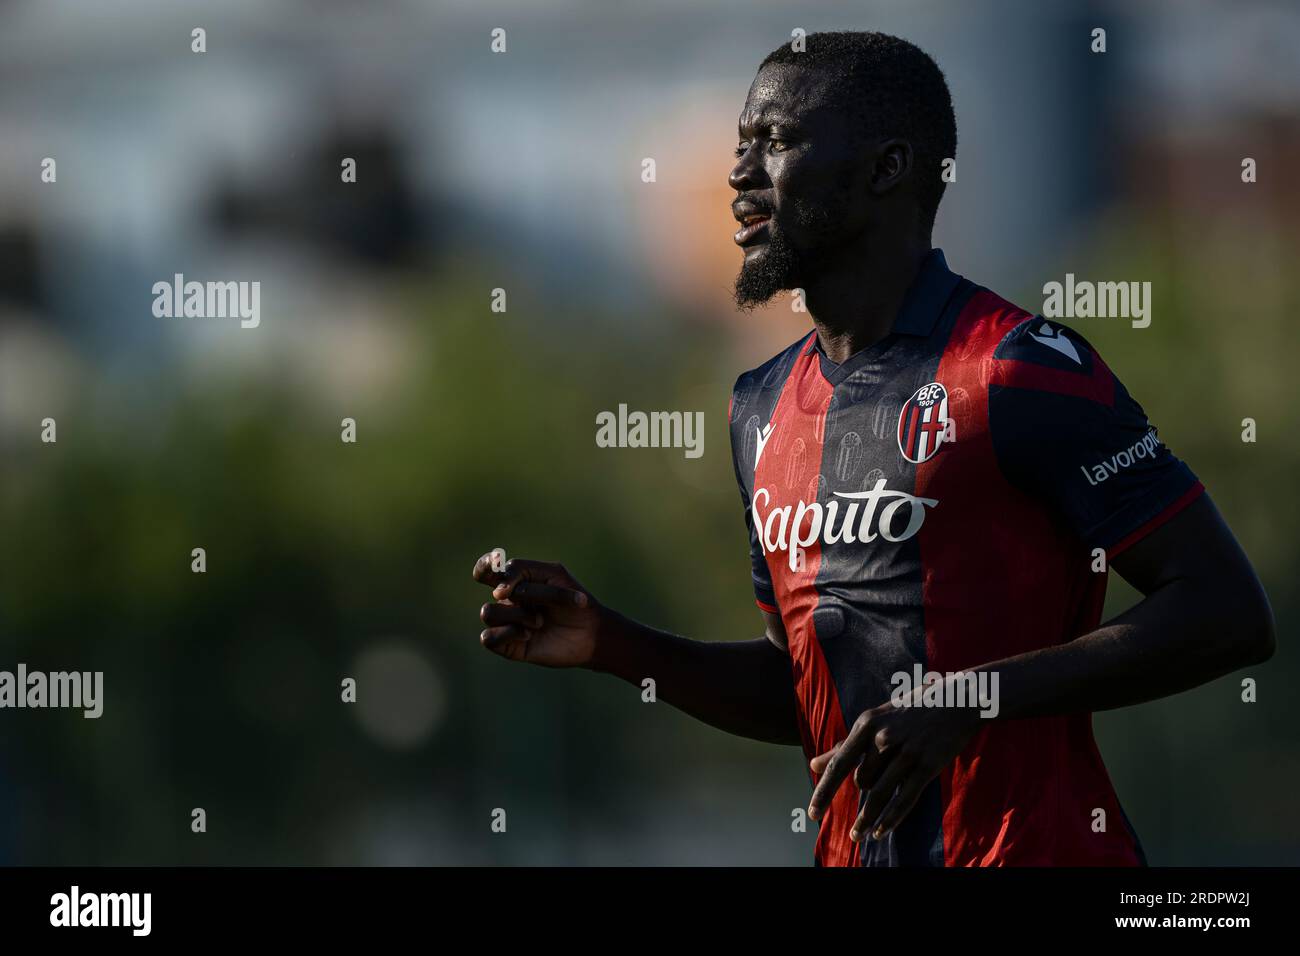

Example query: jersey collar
[892,247,962,338]
[801,248,963,378]
[803,248,961,358]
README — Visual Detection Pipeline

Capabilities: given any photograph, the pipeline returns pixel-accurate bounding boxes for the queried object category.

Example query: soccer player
[471,32,1275,866]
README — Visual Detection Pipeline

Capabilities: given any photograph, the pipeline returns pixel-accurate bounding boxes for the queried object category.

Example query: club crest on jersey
[897,382,952,464]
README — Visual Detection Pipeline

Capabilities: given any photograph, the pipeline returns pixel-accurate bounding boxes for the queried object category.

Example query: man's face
[729,63,873,309]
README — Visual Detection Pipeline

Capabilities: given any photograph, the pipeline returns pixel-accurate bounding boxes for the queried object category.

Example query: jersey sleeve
[988,317,1204,557]
[729,379,779,612]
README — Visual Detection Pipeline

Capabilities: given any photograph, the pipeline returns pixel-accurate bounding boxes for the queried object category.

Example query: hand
[472,551,602,668]
[807,685,983,842]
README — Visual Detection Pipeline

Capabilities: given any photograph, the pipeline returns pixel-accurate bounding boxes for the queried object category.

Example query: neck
[804,233,932,364]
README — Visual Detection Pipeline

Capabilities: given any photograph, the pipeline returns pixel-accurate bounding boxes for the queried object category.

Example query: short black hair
[761,31,957,231]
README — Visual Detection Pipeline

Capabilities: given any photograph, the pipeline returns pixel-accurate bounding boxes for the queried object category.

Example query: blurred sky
[3,0,1296,360]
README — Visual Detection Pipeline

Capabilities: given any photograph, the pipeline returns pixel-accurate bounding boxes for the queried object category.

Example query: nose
[728,149,762,192]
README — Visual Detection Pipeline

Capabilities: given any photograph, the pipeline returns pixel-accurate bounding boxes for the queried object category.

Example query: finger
[809,746,837,774]
[872,772,931,840]
[497,580,588,608]
[497,558,567,588]
[472,550,510,586]
[851,753,910,842]
[480,602,544,629]
[480,625,531,652]
[853,724,893,791]
[808,731,868,822]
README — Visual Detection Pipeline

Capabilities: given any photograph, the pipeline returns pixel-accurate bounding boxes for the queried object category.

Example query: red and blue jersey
[727,249,1203,866]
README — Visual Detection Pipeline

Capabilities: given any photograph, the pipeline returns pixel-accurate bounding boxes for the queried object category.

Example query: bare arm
[969,493,1274,719]
[473,553,802,745]
[807,493,1275,841]
[589,608,801,745]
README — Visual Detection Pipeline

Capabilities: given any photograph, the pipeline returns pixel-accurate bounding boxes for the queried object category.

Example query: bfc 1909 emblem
[897,382,950,464]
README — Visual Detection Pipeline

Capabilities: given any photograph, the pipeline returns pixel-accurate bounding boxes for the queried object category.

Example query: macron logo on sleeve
[1027,321,1081,365]
[754,421,774,469]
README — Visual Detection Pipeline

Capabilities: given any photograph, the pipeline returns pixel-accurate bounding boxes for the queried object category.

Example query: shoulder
[727,332,812,473]
[729,331,812,420]
[951,288,1116,405]
[994,314,1099,373]
[992,314,1116,406]
[731,332,812,396]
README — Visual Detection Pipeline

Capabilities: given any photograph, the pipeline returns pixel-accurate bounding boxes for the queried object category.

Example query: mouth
[733,214,771,247]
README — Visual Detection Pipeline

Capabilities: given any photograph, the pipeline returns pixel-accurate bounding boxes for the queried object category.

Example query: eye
[768,139,790,153]
[733,141,749,158]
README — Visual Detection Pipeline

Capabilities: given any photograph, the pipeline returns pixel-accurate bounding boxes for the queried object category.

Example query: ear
[869,138,914,195]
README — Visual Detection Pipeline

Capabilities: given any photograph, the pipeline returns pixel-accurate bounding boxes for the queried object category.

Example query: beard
[733,198,842,311]
[733,224,802,311]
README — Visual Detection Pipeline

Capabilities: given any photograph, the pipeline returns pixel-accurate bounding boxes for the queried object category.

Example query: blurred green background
[0,0,1296,864]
